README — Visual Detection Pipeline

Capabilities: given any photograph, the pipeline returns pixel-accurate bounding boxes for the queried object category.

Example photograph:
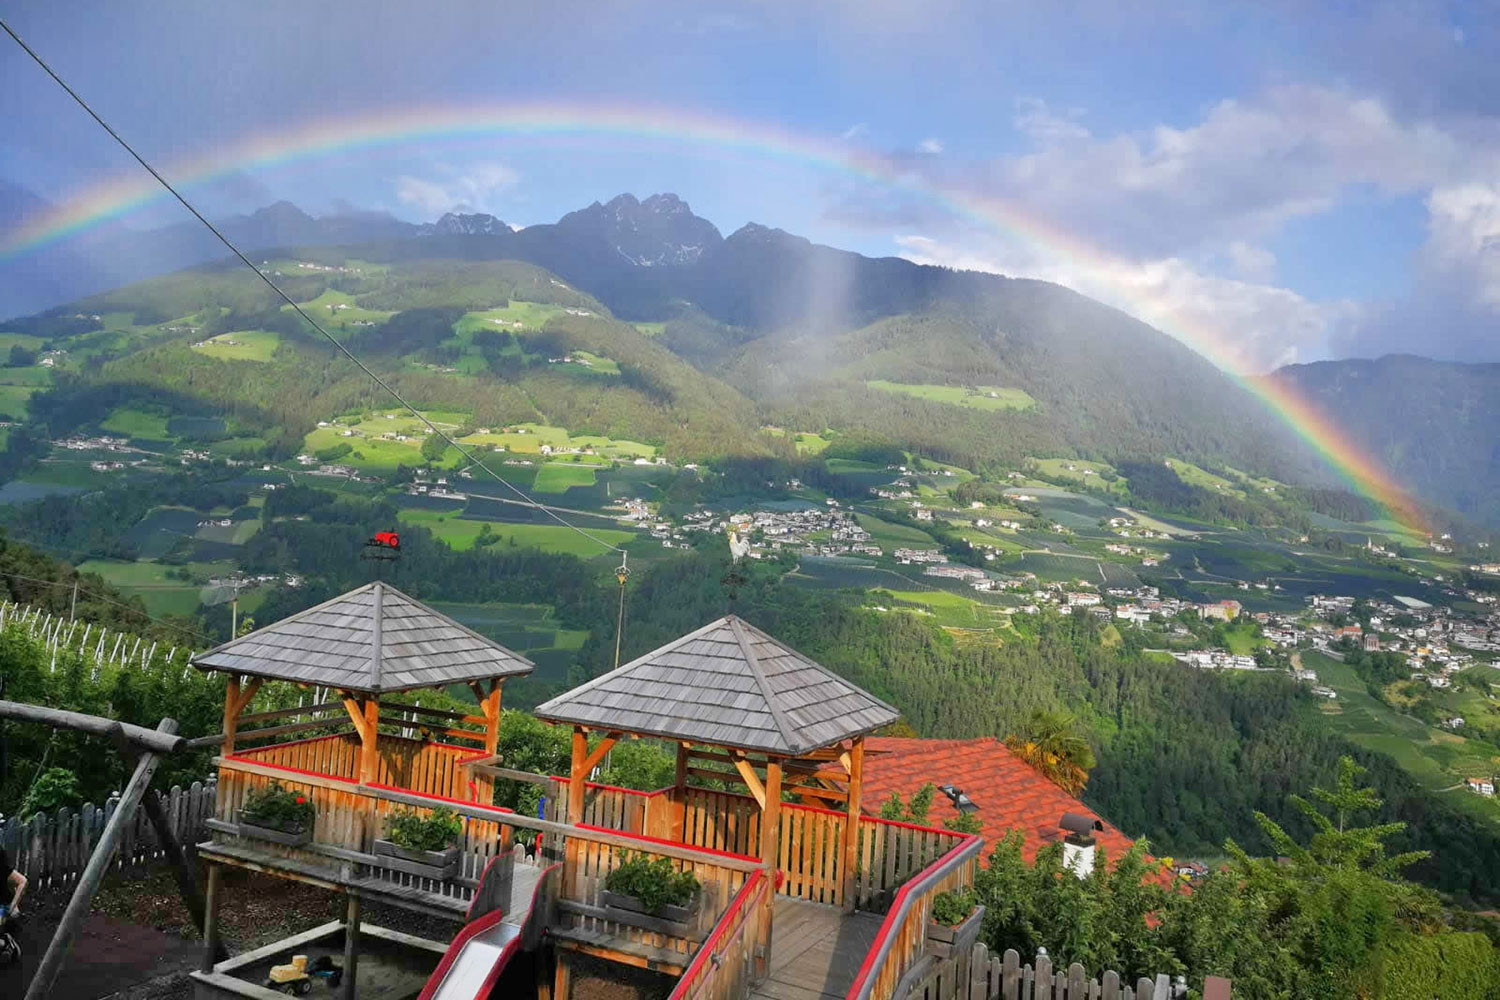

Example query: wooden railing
[669,868,778,1000]
[558,783,969,912]
[846,833,984,1000]
[557,827,759,969]
[234,732,484,801]
[911,945,1222,1000]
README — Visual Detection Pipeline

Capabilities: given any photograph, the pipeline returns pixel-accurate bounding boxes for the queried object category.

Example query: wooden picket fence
[0,778,217,890]
[907,944,1229,1000]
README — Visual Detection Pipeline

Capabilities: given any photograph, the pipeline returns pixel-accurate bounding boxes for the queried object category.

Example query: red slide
[417,858,557,1000]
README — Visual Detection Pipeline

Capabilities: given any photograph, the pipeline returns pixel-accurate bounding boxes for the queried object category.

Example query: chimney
[1059,811,1102,879]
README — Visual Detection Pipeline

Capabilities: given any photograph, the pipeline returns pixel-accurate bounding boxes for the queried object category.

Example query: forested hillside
[1267,355,1500,528]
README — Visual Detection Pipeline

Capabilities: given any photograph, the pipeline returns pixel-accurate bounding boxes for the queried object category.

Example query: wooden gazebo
[195,581,533,780]
[534,615,898,910]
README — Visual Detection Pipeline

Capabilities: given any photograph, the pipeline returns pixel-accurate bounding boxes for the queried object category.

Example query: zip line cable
[2,19,626,556]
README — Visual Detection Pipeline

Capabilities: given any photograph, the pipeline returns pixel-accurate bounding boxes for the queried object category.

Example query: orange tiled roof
[860,736,1136,865]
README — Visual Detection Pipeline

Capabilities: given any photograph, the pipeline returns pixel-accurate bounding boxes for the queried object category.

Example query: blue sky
[3,0,1498,370]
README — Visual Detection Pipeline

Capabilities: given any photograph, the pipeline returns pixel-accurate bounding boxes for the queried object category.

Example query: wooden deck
[751,897,884,1000]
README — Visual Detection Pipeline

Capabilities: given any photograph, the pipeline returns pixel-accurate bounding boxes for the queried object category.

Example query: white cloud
[893,233,1352,373]
[1224,241,1277,284]
[395,162,520,216]
[1012,98,1089,145]
[1424,181,1500,307]
[916,137,944,155]
[840,123,869,141]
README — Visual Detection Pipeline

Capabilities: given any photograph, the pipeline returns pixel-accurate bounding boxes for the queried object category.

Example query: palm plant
[1004,709,1096,795]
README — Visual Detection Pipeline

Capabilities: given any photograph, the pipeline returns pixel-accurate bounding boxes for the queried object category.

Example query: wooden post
[359,697,380,784]
[671,742,689,843]
[756,758,782,979]
[552,950,571,1000]
[342,893,361,1000]
[567,727,588,824]
[477,679,502,803]
[26,719,177,1000]
[200,862,222,974]
[841,736,864,913]
[222,676,240,757]
[144,789,227,963]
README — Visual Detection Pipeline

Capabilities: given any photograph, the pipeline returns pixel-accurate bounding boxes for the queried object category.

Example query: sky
[2,0,1498,372]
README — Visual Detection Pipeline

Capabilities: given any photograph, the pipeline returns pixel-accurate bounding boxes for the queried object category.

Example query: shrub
[386,806,462,853]
[604,852,700,914]
[931,889,976,927]
[241,782,315,833]
[20,767,82,819]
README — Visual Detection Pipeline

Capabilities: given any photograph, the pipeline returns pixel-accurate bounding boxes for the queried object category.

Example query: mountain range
[3,189,1497,528]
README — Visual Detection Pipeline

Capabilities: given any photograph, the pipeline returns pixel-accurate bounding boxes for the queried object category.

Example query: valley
[1,197,1499,910]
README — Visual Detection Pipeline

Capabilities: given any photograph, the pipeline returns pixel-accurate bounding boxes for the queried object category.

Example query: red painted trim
[547,775,656,798]
[367,782,515,816]
[844,834,983,998]
[782,800,847,820]
[669,869,768,998]
[575,824,762,865]
[233,732,349,756]
[223,755,360,785]
[860,813,967,837]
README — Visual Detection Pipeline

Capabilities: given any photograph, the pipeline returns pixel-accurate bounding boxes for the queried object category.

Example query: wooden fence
[908,944,1228,1000]
[0,779,217,889]
[668,868,776,1000]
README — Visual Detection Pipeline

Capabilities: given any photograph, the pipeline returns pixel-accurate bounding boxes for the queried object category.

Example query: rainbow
[0,101,1427,531]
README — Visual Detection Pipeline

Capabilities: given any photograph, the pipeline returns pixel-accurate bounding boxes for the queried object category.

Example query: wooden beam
[0,700,186,755]
[341,695,371,743]
[222,677,240,758]
[567,728,588,824]
[841,736,864,913]
[230,678,263,719]
[240,700,343,725]
[780,781,847,805]
[578,734,619,776]
[341,894,361,1000]
[26,719,177,1000]
[200,863,221,974]
[359,698,380,785]
[733,756,766,809]
[671,743,689,843]
[760,760,781,874]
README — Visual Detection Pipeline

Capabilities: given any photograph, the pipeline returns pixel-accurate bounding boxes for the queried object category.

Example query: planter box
[373,839,460,880]
[237,819,312,847]
[927,904,985,959]
[599,889,699,931]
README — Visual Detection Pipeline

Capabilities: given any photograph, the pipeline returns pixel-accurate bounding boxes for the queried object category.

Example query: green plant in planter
[604,853,701,915]
[386,806,463,852]
[930,889,976,927]
[242,783,315,833]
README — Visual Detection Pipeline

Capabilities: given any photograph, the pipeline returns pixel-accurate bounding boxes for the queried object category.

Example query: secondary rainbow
[1,101,1427,531]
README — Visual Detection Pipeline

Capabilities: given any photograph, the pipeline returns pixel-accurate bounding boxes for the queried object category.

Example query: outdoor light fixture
[939,783,980,814]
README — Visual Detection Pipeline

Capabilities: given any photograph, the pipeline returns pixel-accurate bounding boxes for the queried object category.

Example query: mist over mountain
[9,191,1499,523]
[1266,355,1500,528]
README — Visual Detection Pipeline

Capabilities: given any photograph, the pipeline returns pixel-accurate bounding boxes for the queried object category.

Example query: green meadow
[190,330,281,362]
[866,381,1036,411]
[101,405,171,438]
[398,509,635,557]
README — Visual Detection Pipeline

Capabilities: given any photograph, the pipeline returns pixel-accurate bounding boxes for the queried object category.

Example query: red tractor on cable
[362,530,401,565]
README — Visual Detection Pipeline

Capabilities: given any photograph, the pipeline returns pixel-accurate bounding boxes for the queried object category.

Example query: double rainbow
[0,101,1426,532]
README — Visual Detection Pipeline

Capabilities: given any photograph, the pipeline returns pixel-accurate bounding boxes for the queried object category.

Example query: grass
[632,321,666,336]
[1219,621,1263,656]
[865,381,1036,411]
[284,288,393,333]
[457,423,658,460]
[76,558,216,617]
[101,405,171,439]
[872,588,1010,629]
[0,384,38,420]
[190,330,281,362]
[855,512,938,550]
[532,463,597,493]
[1302,651,1500,822]
[398,509,635,557]
[1164,458,1245,497]
[459,301,569,334]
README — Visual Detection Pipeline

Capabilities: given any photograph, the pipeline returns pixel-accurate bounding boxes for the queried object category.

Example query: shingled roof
[533,615,898,755]
[192,582,533,693]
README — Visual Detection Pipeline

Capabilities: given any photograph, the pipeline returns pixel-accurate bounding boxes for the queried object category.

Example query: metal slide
[417,853,557,1000]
